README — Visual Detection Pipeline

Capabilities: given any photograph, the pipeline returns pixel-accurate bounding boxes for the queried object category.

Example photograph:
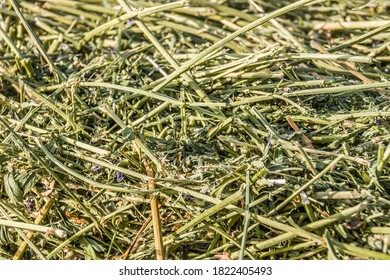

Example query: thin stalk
[144,162,164,260]
[131,0,319,124]
[239,170,251,260]
[13,198,54,259]
[0,25,33,77]
[0,219,66,238]
[46,202,135,259]
[283,82,390,97]
[0,117,102,230]
[9,0,65,81]
[286,116,315,149]
[77,1,186,49]
[4,117,110,155]
[37,139,148,194]
[122,215,152,260]
[313,20,390,30]
[230,202,366,259]
[99,105,166,174]
[332,240,390,260]
[328,22,390,52]
[266,155,344,216]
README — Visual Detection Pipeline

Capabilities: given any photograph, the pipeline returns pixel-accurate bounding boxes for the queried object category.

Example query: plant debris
[0,0,389,260]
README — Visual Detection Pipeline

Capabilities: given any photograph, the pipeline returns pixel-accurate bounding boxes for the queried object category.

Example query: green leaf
[79,237,97,260]
[4,173,23,204]
[0,154,9,164]
[0,225,16,246]
[15,171,39,195]
[123,127,136,141]
[86,237,106,253]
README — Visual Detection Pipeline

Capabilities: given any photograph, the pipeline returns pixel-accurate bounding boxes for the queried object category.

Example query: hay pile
[0,0,389,260]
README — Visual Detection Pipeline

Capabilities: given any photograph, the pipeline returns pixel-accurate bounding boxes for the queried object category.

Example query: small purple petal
[126,19,134,27]
[115,172,124,182]
[92,165,100,172]
[24,200,33,211]
[184,194,195,201]
[375,119,382,126]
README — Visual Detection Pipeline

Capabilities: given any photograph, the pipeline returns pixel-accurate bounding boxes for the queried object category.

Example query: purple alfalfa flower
[375,119,382,126]
[92,165,100,172]
[24,199,33,211]
[184,194,196,201]
[42,183,47,190]
[115,171,124,182]
[24,199,32,205]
